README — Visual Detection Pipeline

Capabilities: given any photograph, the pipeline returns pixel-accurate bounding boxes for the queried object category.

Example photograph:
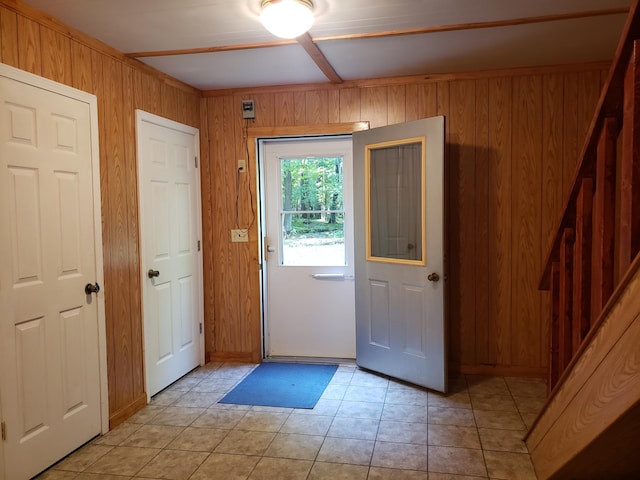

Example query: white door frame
[136,110,205,400]
[253,123,369,360]
[0,62,109,452]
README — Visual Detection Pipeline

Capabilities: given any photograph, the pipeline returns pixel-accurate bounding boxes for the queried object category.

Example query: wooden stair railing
[539,0,640,393]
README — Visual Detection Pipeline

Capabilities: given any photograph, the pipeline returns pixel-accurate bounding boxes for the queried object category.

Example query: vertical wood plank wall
[202,68,605,376]
[0,1,201,426]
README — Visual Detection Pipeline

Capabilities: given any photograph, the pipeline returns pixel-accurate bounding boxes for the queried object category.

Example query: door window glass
[366,137,426,265]
[280,156,345,266]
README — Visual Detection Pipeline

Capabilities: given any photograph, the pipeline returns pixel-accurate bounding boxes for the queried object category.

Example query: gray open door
[353,116,446,392]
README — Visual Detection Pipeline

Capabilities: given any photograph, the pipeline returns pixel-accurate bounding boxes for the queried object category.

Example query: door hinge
[195,156,198,168]
[199,322,203,334]
[1,421,6,441]
[197,240,201,252]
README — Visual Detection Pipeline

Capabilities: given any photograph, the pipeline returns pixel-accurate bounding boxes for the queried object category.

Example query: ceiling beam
[127,40,297,58]
[296,33,343,84]
[127,7,628,59]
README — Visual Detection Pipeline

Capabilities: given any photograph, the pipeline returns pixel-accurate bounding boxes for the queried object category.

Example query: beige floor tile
[321,384,348,400]
[504,378,546,398]
[214,429,276,455]
[308,462,369,480]
[484,450,538,480]
[371,441,428,471]
[166,426,228,451]
[35,471,79,479]
[136,450,208,479]
[191,378,236,393]
[428,391,472,409]
[466,376,510,396]
[294,398,341,416]
[513,395,546,414]
[350,370,390,388]
[167,376,203,391]
[381,404,428,424]
[92,422,141,446]
[327,416,379,440]
[121,424,184,449]
[428,474,487,480]
[330,371,356,385]
[234,410,289,432]
[251,405,294,414]
[376,421,428,444]
[76,474,135,480]
[469,394,517,412]
[428,407,476,427]
[428,446,487,477]
[520,412,538,430]
[54,445,114,472]
[428,424,481,449]
[248,457,312,480]
[189,452,259,480]
[264,433,324,460]
[336,400,384,419]
[292,398,342,417]
[316,437,375,465]
[384,389,429,406]
[368,467,429,479]
[191,408,247,429]
[172,391,221,408]
[473,410,525,430]
[280,413,333,435]
[126,405,166,424]
[84,446,159,476]
[343,385,387,403]
[148,406,205,427]
[150,390,184,406]
[478,428,528,453]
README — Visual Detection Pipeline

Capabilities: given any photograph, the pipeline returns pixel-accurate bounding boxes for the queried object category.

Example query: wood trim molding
[248,122,369,138]
[108,393,147,429]
[202,61,611,97]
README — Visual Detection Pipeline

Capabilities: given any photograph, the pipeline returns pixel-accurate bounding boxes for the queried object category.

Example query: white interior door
[0,65,105,480]
[137,111,203,398]
[353,117,447,392]
[262,137,355,359]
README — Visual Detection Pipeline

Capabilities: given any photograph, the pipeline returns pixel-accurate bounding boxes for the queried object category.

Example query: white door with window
[262,137,355,358]
[353,117,447,392]
[0,64,106,480]
[137,111,203,398]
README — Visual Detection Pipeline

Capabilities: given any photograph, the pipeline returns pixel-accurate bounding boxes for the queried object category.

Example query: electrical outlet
[231,229,248,243]
[238,159,246,172]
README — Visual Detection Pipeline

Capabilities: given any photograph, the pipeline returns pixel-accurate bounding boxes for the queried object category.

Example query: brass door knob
[427,272,440,282]
[148,269,160,279]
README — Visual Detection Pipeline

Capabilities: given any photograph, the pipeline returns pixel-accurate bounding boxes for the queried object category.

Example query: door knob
[84,282,100,295]
[148,269,160,279]
[427,272,440,282]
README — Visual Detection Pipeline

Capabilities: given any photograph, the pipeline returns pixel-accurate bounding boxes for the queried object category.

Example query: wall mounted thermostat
[242,99,255,119]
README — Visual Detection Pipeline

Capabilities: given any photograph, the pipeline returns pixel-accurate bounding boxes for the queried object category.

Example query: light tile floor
[37,362,546,480]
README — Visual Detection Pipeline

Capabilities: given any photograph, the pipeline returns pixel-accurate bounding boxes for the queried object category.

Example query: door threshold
[264,356,356,367]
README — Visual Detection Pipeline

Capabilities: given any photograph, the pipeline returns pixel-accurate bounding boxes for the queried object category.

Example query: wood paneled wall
[201,67,606,376]
[0,0,201,426]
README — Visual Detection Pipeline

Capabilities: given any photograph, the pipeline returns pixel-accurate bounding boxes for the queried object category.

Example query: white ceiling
[22,0,632,91]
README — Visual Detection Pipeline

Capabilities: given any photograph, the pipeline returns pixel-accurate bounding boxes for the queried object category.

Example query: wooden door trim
[0,61,108,434]
[249,122,369,361]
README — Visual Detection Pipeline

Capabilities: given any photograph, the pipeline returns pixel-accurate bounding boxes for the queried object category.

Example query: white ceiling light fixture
[260,0,315,39]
